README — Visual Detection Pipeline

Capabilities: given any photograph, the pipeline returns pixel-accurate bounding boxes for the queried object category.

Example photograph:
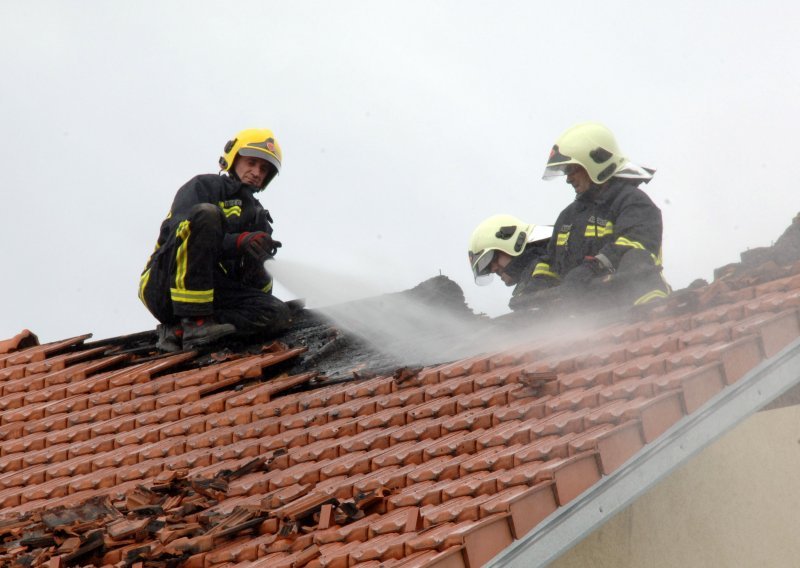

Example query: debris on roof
[1,215,800,567]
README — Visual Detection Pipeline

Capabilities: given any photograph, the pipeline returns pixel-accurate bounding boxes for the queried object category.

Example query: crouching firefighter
[139,128,292,352]
[524,121,671,311]
[468,214,553,311]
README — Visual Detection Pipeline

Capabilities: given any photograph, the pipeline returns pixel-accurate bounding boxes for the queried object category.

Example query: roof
[3,216,800,567]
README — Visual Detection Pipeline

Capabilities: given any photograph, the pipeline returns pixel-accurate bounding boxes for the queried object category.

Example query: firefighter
[468,214,553,311]
[139,128,291,351]
[523,122,670,310]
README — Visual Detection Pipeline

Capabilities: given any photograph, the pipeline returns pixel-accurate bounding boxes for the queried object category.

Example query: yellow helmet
[468,214,550,285]
[219,128,282,187]
[542,122,626,184]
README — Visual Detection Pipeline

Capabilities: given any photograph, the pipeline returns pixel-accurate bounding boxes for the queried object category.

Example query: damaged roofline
[486,336,800,568]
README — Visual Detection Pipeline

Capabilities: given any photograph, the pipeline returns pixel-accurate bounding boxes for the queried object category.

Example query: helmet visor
[542,163,569,179]
[469,250,496,285]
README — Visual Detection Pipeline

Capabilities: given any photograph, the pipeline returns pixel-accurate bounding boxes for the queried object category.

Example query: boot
[156,323,183,353]
[181,317,236,349]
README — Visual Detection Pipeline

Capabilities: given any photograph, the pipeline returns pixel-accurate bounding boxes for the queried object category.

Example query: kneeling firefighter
[138,128,292,352]
[468,214,553,311]
[527,122,671,310]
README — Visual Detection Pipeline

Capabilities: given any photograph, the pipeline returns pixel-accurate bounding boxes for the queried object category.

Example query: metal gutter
[486,337,800,568]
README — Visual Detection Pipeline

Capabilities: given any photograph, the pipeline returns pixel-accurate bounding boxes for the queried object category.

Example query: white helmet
[542,122,627,184]
[468,214,552,285]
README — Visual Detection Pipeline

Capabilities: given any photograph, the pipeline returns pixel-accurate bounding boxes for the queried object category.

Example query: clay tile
[513,433,577,466]
[2,430,48,456]
[710,335,765,384]
[371,440,436,471]
[423,375,476,400]
[405,521,457,553]
[612,354,669,382]
[624,334,681,359]
[660,362,727,414]
[368,506,419,538]
[446,513,514,568]
[435,356,490,381]
[599,377,656,403]
[573,343,629,369]
[472,366,520,390]
[327,399,377,421]
[478,484,533,517]
[356,407,408,433]
[622,391,685,442]
[288,439,340,466]
[492,398,550,425]
[309,416,360,442]
[459,445,522,476]
[533,451,602,506]
[732,309,800,358]
[0,330,39,355]
[344,376,394,401]
[545,386,605,413]
[440,470,496,501]
[424,429,486,458]
[315,512,382,545]
[376,385,427,411]
[348,532,416,564]
[457,384,521,412]
[406,397,459,422]
[406,454,470,485]
[354,463,418,494]
[389,420,441,446]
[441,406,496,433]
[268,460,329,491]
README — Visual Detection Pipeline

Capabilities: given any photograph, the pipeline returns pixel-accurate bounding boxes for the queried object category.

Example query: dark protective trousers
[140,204,290,336]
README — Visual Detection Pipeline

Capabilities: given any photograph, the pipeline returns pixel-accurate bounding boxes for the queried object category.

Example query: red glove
[236,232,282,261]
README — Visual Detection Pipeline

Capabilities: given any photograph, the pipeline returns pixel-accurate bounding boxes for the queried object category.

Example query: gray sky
[2,1,799,343]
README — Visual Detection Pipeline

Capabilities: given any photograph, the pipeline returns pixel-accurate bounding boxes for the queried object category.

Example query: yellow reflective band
[615,236,646,250]
[556,232,570,246]
[170,288,214,304]
[262,280,273,293]
[634,289,669,306]
[138,268,151,305]
[532,263,559,279]
[174,220,191,291]
[218,202,242,218]
[585,222,614,237]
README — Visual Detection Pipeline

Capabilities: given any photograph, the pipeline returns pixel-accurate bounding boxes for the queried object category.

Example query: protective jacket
[505,240,549,310]
[139,174,287,332]
[531,177,669,305]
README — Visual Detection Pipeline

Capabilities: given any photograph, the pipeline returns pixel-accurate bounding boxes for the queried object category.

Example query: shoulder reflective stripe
[138,268,151,304]
[633,289,669,306]
[170,288,214,304]
[556,232,570,246]
[262,280,273,293]
[218,201,242,218]
[174,220,191,291]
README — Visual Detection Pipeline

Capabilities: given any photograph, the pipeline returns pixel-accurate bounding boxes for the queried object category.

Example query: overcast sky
[2,1,799,343]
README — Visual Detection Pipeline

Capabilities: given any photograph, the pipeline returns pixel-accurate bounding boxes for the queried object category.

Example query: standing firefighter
[468,214,552,311]
[139,128,291,351]
[523,122,670,310]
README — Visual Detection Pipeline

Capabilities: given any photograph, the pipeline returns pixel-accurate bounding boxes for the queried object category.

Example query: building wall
[550,404,800,568]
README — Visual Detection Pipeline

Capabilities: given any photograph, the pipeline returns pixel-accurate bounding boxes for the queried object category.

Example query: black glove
[563,256,612,287]
[508,277,556,311]
[236,231,282,261]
